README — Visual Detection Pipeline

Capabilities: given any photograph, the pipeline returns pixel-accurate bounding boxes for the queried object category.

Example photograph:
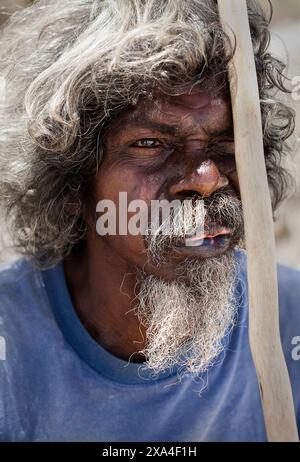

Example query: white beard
[134,250,239,376]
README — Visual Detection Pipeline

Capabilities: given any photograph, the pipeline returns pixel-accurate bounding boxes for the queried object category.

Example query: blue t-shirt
[0,250,299,442]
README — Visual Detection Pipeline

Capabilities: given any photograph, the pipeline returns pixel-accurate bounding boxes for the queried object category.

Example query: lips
[146,216,234,261]
[173,220,232,258]
[173,234,231,259]
[185,222,231,247]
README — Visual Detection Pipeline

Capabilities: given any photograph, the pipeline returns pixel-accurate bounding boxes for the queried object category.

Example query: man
[0,0,299,442]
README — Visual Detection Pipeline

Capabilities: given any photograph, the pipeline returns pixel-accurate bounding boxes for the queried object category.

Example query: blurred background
[0,0,299,268]
[270,0,300,269]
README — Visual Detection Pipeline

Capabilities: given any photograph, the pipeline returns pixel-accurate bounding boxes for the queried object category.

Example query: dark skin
[64,85,240,362]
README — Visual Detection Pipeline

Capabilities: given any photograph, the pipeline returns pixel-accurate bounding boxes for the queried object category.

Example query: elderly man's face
[92,85,242,281]
[86,85,245,373]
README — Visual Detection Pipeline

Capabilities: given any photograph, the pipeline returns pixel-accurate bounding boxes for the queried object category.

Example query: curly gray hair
[0,0,295,265]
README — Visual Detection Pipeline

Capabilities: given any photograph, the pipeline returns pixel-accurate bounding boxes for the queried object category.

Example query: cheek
[228,170,240,197]
[95,162,163,203]
[95,166,132,202]
[93,165,165,261]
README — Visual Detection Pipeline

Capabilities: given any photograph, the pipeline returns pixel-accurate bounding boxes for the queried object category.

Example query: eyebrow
[125,115,234,139]
[126,117,186,136]
[206,127,234,140]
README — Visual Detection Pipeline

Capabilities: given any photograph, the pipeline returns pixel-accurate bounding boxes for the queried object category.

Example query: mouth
[173,223,232,259]
[185,225,231,247]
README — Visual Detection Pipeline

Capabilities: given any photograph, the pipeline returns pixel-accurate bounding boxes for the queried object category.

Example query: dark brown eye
[132,138,162,148]
[210,141,235,158]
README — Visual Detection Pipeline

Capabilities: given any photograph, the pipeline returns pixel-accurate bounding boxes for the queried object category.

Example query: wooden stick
[217,0,298,442]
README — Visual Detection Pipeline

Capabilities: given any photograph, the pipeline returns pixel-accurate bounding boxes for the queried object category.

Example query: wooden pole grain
[217,0,299,442]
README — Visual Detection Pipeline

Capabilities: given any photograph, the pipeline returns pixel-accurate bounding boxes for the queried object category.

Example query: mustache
[145,187,244,258]
[202,187,244,238]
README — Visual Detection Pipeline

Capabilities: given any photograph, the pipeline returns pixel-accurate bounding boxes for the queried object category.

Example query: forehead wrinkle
[122,113,199,138]
[128,98,204,137]
[114,92,232,139]
[150,96,232,139]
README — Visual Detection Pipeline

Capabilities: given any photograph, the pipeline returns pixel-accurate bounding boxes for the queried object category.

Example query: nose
[169,159,229,198]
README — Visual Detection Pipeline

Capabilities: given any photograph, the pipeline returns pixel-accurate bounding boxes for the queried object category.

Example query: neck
[64,238,147,362]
